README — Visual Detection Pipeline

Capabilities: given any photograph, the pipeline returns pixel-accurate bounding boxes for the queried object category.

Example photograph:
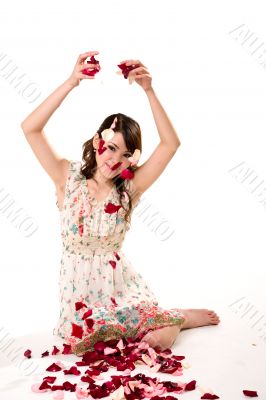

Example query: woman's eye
[108,146,131,158]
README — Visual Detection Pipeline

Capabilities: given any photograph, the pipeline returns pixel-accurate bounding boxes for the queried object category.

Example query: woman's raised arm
[124,59,181,196]
[20,51,99,186]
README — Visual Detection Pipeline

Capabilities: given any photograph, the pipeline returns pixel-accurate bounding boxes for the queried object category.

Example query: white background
[0,0,266,362]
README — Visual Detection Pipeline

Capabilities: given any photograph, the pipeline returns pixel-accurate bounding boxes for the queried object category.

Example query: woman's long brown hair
[79,113,142,225]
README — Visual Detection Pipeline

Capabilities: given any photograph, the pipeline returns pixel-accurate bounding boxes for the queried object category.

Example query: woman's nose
[113,154,122,163]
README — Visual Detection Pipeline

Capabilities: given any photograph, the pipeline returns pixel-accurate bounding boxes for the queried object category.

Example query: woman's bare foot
[178,309,220,330]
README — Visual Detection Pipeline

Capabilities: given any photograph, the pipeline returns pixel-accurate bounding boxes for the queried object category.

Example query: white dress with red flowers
[53,160,185,356]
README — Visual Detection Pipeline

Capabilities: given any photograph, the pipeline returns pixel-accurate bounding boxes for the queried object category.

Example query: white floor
[0,306,265,400]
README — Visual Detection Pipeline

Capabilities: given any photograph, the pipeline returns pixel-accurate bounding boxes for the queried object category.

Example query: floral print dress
[53,160,185,356]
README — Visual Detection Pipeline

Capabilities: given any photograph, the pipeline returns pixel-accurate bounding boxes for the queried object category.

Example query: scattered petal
[243,390,258,397]
[111,296,118,306]
[62,344,71,355]
[71,323,84,339]
[63,366,81,375]
[75,387,89,399]
[53,390,65,399]
[105,203,122,214]
[201,393,220,399]
[109,260,116,269]
[24,349,31,358]
[185,380,196,391]
[52,346,60,355]
[82,309,93,319]
[46,362,62,372]
[31,383,49,393]
[85,318,95,329]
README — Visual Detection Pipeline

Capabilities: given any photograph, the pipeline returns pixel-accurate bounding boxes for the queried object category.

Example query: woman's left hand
[121,59,152,92]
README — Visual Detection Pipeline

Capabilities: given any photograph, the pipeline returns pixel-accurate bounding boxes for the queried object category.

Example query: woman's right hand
[66,51,100,87]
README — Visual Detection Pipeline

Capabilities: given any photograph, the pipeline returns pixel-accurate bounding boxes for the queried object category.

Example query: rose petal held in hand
[82,55,100,76]
[117,62,140,79]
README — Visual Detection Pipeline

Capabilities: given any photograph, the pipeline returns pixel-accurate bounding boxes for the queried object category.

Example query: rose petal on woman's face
[101,128,115,142]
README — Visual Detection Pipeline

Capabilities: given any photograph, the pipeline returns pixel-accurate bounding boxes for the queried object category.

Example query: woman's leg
[141,308,220,350]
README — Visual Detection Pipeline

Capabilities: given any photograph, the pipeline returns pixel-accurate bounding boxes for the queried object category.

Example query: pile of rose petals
[24,335,259,399]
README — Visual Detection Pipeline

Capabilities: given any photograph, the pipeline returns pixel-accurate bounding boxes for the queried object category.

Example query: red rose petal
[50,384,64,391]
[41,350,49,357]
[82,55,100,76]
[43,376,57,384]
[111,296,118,306]
[120,168,134,180]
[110,162,122,171]
[185,380,196,391]
[85,318,95,329]
[62,343,71,354]
[78,224,83,236]
[71,323,84,339]
[243,390,258,397]
[61,381,77,391]
[46,362,62,372]
[104,203,122,214]
[38,380,52,390]
[117,62,140,79]
[98,139,107,155]
[109,260,116,269]
[75,301,88,311]
[114,251,120,260]
[201,393,220,399]
[24,349,31,358]
[82,309,93,319]
[51,346,60,355]
[63,365,81,375]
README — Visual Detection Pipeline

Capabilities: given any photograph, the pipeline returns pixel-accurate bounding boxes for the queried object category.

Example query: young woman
[21,50,220,356]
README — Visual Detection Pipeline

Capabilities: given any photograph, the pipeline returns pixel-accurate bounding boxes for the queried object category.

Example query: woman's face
[95,131,133,179]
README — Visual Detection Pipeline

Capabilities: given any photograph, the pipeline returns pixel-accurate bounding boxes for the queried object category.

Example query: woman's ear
[93,132,100,150]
